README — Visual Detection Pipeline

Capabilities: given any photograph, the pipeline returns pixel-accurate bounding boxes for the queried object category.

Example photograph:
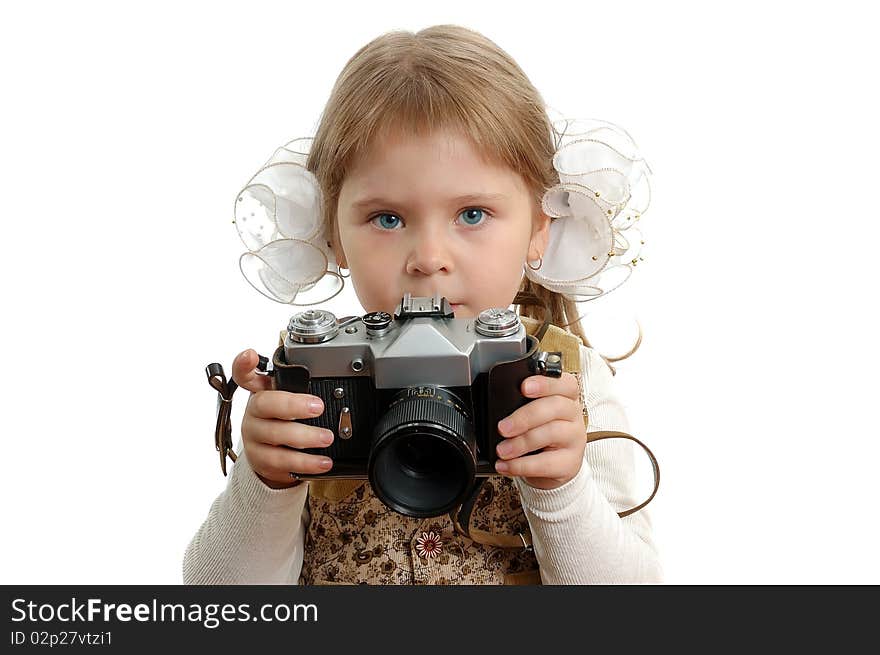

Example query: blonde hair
[306,25,595,351]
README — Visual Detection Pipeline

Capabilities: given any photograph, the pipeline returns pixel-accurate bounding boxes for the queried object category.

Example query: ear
[528,211,551,260]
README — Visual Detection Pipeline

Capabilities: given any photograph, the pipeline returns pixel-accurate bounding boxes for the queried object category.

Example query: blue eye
[371,213,402,230]
[458,208,486,226]
[369,208,490,230]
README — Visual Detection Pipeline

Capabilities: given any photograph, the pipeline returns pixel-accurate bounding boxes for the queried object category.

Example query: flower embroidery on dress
[415,531,442,559]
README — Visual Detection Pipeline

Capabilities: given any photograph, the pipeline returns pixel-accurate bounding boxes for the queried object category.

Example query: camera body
[271,293,562,517]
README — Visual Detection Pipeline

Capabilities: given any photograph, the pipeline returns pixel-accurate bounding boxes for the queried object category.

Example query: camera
[270,293,562,518]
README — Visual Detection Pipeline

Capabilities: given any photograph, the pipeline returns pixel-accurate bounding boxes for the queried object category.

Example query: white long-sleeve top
[183,344,663,584]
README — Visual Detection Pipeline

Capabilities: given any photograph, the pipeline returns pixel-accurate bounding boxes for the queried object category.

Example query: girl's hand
[494,372,586,490]
[233,349,335,489]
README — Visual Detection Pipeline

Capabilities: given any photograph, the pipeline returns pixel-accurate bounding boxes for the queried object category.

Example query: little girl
[184,24,661,584]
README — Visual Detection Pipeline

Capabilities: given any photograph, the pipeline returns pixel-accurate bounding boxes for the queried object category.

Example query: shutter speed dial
[363,311,393,337]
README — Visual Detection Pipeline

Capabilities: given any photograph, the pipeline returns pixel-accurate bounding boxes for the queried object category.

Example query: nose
[404,225,454,276]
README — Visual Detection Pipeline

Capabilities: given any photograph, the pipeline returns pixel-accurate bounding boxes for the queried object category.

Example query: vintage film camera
[266,293,563,518]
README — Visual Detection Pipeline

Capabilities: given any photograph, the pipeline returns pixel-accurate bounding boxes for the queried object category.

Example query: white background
[2,1,878,584]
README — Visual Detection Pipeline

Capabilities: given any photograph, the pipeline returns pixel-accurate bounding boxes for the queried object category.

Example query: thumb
[231,348,274,393]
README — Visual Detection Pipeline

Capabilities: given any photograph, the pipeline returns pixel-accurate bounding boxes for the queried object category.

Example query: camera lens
[369,386,476,518]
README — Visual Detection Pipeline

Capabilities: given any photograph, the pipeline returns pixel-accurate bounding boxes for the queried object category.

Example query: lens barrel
[368,387,476,517]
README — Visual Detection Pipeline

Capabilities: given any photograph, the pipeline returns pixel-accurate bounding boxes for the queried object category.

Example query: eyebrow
[351,192,508,209]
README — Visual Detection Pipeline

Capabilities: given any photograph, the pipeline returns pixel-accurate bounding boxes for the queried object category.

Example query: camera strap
[205,354,270,476]
[585,430,661,518]
[206,362,238,476]
[451,430,660,550]
[450,479,534,550]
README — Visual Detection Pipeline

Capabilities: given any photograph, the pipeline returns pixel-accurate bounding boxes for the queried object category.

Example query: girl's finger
[253,418,335,450]
[521,372,581,401]
[498,395,578,438]
[231,349,274,393]
[494,447,581,482]
[248,441,334,478]
[246,390,325,421]
[495,420,574,461]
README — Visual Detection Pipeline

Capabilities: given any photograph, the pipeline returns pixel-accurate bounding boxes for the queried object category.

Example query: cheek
[460,239,528,301]
[343,224,395,256]
[471,230,529,270]
[344,238,400,310]
[346,231,397,276]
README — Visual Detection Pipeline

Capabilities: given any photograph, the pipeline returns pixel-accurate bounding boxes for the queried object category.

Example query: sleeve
[513,344,663,584]
[182,448,311,584]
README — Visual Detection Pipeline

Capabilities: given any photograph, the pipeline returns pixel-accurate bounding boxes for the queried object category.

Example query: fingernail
[321,431,334,445]
[309,399,324,413]
[495,461,509,473]
[523,380,539,395]
[498,418,513,435]
[319,458,333,469]
[496,442,511,457]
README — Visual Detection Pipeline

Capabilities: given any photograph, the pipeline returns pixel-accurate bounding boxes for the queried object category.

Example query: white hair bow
[526,115,652,301]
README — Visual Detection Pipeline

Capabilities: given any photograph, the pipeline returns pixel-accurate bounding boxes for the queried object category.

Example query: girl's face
[334,129,550,319]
